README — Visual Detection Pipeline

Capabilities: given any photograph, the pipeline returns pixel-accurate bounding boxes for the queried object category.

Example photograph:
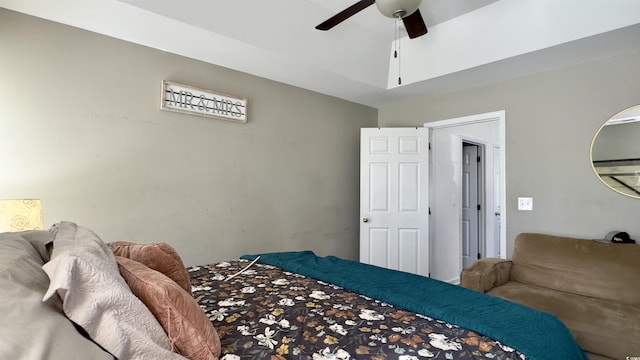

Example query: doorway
[424,111,506,283]
[462,142,484,270]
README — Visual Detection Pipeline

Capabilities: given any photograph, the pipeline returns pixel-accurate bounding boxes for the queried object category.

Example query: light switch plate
[518,197,533,211]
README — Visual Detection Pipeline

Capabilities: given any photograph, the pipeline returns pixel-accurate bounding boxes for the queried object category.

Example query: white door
[360,128,429,277]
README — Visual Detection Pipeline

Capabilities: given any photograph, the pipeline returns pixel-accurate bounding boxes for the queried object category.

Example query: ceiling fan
[315,0,428,39]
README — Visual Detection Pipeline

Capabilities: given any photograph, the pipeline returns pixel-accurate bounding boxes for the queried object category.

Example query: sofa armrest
[460,258,513,293]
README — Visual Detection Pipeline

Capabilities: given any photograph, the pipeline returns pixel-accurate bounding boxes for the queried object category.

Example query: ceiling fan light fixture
[375,0,421,18]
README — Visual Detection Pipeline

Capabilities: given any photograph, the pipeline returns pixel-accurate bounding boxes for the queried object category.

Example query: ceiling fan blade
[402,9,428,39]
[315,0,375,31]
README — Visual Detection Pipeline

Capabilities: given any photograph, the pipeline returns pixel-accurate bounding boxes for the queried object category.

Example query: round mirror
[590,104,640,198]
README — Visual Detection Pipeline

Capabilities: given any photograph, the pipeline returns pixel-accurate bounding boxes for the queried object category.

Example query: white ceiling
[3,0,640,108]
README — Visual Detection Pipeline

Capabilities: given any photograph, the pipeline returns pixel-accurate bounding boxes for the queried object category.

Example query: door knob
[362,217,369,223]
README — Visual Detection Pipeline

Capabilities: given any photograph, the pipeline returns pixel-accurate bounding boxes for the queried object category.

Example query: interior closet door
[462,143,481,269]
[360,128,429,277]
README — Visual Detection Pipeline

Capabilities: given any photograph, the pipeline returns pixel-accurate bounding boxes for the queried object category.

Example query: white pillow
[42,222,186,360]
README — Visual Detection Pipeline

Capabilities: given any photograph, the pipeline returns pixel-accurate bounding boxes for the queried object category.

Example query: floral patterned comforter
[188,260,525,360]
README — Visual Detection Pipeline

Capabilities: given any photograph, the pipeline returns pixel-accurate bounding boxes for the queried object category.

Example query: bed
[0,222,587,360]
[188,252,587,360]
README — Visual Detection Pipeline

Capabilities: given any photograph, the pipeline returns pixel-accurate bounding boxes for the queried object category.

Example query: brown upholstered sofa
[461,233,640,360]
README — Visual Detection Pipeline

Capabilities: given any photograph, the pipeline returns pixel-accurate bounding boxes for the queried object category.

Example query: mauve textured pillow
[108,241,191,292]
[116,256,221,360]
[42,222,187,360]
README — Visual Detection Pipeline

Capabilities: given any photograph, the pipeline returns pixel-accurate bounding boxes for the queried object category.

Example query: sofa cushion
[460,258,512,293]
[510,233,640,304]
[0,231,114,360]
[489,281,640,360]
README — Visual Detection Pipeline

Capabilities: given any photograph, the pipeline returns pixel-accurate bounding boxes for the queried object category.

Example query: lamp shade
[375,0,421,18]
[0,199,44,232]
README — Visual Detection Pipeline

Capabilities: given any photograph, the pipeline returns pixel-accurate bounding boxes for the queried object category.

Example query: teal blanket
[241,251,587,360]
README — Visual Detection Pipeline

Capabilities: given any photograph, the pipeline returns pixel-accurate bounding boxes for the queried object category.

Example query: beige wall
[379,47,640,255]
[3,8,639,268]
[0,9,377,266]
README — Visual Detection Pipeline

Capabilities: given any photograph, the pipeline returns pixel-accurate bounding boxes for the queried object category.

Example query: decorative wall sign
[161,81,247,123]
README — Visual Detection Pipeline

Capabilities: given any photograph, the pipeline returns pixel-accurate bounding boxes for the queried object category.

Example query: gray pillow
[0,232,114,360]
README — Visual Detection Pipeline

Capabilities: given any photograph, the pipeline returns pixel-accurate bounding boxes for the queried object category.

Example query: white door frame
[424,111,507,280]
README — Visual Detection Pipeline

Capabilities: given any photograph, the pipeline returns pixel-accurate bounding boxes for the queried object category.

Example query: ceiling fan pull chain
[396,16,402,85]
[394,17,398,59]
[398,42,402,85]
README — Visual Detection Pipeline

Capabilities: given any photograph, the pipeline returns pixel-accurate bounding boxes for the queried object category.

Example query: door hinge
[428,207,431,215]
[477,155,481,163]
[428,142,431,150]
[477,253,481,260]
[477,204,481,211]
